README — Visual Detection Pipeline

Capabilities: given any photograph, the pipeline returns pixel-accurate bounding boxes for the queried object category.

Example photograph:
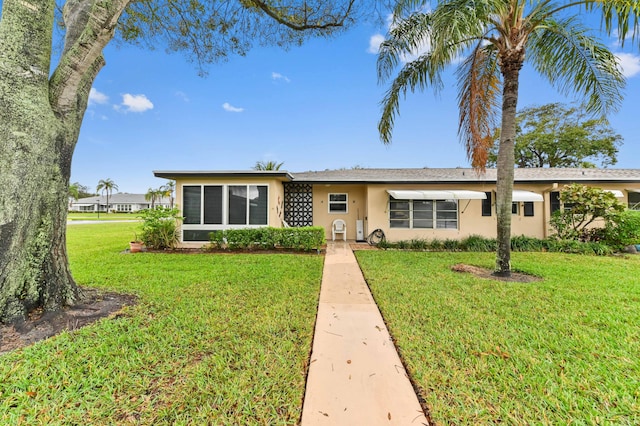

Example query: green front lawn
[0,223,323,424]
[67,212,139,220]
[356,251,640,424]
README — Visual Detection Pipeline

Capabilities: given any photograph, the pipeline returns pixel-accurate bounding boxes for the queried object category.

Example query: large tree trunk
[0,0,128,323]
[494,57,523,277]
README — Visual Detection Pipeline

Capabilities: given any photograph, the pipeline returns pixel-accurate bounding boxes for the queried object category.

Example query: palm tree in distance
[161,180,176,208]
[145,187,162,209]
[378,0,634,276]
[253,160,284,171]
[96,178,118,214]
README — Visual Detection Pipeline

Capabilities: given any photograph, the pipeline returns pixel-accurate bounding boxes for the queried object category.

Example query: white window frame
[181,184,270,241]
[328,193,348,214]
[389,198,458,230]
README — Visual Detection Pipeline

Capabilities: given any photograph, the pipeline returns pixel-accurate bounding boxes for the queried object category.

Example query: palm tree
[161,180,176,208]
[68,183,80,209]
[378,0,633,276]
[145,187,161,209]
[96,178,118,214]
[253,160,284,171]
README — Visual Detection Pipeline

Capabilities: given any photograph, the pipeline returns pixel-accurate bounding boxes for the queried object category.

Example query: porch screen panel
[228,186,247,225]
[249,185,268,225]
[204,186,223,224]
[183,186,201,224]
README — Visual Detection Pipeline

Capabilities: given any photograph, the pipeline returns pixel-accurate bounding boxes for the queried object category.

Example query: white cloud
[120,94,154,113]
[222,102,244,113]
[272,72,290,83]
[368,34,385,54]
[89,88,109,105]
[175,91,189,102]
[616,52,640,78]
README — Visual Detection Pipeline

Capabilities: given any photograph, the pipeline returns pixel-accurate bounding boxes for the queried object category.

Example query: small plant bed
[450,263,542,283]
[356,251,640,424]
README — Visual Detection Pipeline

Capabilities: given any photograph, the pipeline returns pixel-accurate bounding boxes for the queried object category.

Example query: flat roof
[154,168,640,184]
[153,170,294,180]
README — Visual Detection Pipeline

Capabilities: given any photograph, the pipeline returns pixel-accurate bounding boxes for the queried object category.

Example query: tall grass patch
[0,223,323,425]
[356,251,640,424]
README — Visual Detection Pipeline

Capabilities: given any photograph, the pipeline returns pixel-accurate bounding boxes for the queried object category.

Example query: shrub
[138,207,182,250]
[511,235,545,252]
[602,210,640,249]
[207,227,325,252]
[460,235,496,252]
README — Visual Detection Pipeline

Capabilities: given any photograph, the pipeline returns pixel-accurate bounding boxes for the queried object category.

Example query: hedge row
[378,234,615,255]
[207,227,325,252]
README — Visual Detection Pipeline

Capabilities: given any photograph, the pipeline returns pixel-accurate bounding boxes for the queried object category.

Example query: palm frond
[378,53,438,145]
[584,0,640,46]
[528,15,625,116]
[377,12,433,83]
[456,42,501,170]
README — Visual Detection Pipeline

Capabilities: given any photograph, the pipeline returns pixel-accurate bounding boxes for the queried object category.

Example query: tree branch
[248,0,355,31]
[49,0,131,118]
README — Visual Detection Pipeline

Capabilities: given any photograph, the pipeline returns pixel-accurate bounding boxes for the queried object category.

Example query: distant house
[69,193,171,213]
[152,168,640,247]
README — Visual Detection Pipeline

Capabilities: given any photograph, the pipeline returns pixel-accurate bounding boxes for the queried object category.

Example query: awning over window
[512,190,544,202]
[387,190,487,200]
[628,189,640,193]
[604,190,624,198]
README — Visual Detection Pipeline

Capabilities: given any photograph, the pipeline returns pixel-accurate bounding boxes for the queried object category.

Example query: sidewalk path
[301,241,428,425]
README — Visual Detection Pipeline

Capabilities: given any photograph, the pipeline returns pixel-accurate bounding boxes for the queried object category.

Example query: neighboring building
[152,168,640,247]
[69,193,171,213]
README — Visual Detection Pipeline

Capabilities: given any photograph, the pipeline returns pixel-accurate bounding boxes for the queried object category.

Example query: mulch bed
[451,263,542,283]
[0,288,137,355]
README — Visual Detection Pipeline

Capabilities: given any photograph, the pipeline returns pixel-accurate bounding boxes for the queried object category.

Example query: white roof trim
[512,190,544,202]
[604,189,624,198]
[387,190,487,200]
[627,189,640,193]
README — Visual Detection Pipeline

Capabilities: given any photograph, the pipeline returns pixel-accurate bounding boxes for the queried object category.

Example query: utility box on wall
[356,220,364,242]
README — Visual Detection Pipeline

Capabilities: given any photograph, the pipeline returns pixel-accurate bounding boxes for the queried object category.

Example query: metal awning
[628,189,640,193]
[387,190,487,200]
[72,203,96,207]
[604,190,624,198]
[512,190,544,202]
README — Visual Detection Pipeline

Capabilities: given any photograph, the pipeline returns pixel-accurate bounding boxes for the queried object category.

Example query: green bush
[207,227,325,252]
[511,235,545,252]
[602,209,640,249]
[138,207,182,250]
[460,235,496,252]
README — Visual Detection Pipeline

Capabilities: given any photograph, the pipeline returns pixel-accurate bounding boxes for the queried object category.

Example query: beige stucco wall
[312,184,367,240]
[174,176,286,248]
[311,182,639,242]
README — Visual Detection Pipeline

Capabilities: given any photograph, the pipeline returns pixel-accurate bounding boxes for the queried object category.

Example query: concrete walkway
[301,241,428,425]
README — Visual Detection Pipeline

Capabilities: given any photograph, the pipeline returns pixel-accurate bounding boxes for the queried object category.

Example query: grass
[67,212,139,221]
[0,223,324,425]
[355,251,640,424]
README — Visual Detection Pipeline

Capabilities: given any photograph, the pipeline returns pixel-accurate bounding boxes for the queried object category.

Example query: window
[116,204,132,212]
[182,184,269,241]
[389,198,457,229]
[329,193,348,213]
[550,191,561,215]
[524,202,534,217]
[512,203,519,215]
[629,192,640,210]
[482,192,492,216]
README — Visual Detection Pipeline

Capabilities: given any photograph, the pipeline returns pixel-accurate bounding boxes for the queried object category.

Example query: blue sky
[74,14,640,194]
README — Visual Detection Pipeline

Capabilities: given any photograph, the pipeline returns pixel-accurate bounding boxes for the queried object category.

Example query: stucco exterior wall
[311,185,367,241]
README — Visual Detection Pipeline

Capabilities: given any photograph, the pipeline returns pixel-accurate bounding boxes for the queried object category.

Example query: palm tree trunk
[494,58,522,277]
